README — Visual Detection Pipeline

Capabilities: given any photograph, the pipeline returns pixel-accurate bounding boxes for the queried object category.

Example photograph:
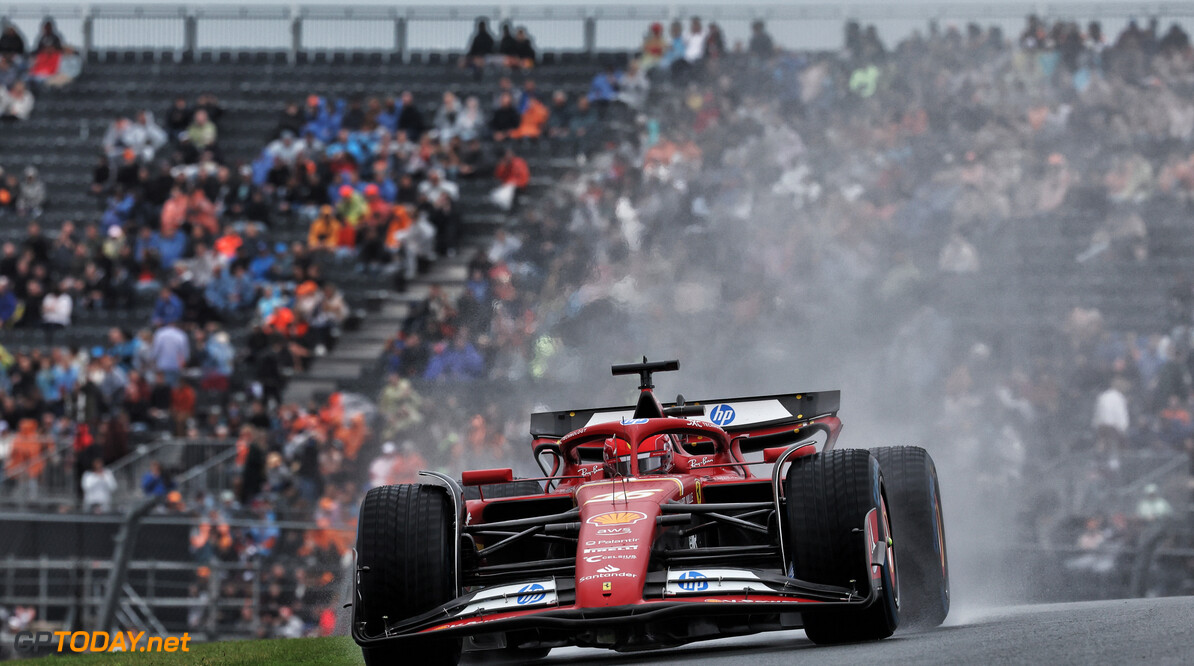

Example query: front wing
[352,565,879,645]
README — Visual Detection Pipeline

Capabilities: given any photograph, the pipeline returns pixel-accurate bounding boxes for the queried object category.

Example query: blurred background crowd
[2,8,1194,645]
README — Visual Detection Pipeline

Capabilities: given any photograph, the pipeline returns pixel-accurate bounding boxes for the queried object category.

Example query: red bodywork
[352,384,891,653]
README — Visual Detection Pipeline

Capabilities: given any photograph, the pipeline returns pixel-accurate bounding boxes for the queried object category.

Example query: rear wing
[530,391,840,438]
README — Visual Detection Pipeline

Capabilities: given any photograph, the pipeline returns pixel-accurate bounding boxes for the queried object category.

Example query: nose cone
[573,478,684,607]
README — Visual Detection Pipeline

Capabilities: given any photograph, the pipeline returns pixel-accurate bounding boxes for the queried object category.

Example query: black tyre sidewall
[785,449,899,643]
[356,484,462,665]
[872,446,950,628]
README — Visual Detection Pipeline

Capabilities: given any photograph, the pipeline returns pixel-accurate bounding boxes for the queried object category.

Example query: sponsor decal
[597,565,620,573]
[582,545,639,554]
[584,537,638,545]
[708,404,736,426]
[664,568,779,597]
[516,583,546,605]
[701,598,794,604]
[579,572,638,582]
[585,489,662,504]
[584,554,638,563]
[602,582,613,592]
[451,580,557,616]
[596,527,631,536]
[690,456,715,467]
[621,418,650,425]
[587,511,648,526]
[677,571,709,592]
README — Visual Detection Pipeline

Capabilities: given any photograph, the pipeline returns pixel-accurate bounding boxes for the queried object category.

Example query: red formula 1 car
[352,359,949,665]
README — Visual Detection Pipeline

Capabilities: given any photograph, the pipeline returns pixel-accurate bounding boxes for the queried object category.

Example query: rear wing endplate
[530,391,840,438]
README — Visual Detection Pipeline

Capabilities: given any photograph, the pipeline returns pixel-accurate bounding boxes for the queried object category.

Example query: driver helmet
[602,435,674,477]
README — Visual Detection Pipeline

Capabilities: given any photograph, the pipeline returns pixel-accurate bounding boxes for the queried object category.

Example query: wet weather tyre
[872,446,950,628]
[356,484,461,666]
[785,449,899,644]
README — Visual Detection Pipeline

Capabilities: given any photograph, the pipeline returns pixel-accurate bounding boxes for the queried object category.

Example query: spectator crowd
[5,10,1194,639]
[0,18,80,121]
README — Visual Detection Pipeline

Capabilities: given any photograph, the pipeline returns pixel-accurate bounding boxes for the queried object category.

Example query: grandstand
[0,1,1193,654]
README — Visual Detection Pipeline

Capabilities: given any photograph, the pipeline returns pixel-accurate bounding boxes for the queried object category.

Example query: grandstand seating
[0,57,595,402]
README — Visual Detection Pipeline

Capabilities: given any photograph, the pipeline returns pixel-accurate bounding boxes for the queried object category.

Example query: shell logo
[587,511,648,526]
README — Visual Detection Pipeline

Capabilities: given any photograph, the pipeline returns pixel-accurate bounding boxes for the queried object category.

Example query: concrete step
[329,345,386,363]
[379,303,410,319]
[283,378,338,405]
[349,328,399,344]
[306,360,364,381]
[358,314,406,329]
[411,264,469,285]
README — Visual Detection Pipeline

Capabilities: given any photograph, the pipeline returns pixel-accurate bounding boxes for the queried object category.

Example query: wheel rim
[930,470,949,605]
[880,492,899,608]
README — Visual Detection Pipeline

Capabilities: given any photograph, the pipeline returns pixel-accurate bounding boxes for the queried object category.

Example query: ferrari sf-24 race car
[352,359,949,664]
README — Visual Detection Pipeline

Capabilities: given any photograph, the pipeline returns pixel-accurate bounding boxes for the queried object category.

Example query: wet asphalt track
[516,596,1194,665]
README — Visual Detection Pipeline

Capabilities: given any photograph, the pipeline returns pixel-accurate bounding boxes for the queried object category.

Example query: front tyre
[356,484,462,666]
[872,446,950,628]
[785,449,899,644]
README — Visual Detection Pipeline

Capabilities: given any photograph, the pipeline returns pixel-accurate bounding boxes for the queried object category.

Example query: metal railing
[0,435,236,511]
[1,3,1194,58]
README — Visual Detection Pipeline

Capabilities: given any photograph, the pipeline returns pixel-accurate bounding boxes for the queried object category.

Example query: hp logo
[708,404,736,426]
[516,583,546,605]
[677,571,709,592]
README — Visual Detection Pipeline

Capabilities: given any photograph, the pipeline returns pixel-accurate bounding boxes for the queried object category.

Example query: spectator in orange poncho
[171,380,196,435]
[334,413,368,461]
[466,413,490,455]
[6,418,46,479]
[335,218,356,255]
[508,97,550,139]
[214,227,242,259]
[307,205,341,250]
[362,184,389,221]
[643,139,679,170]
[160,188,188,236]
[495,148,530,189]
[264,305,307,338]
[186,188,219,235]
[319,392,343,429]
[301,514,352,557]
[384,204,413,251]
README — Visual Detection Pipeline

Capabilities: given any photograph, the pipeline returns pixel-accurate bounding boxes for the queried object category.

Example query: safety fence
[1,436,236,512]
[1,3,1194,58]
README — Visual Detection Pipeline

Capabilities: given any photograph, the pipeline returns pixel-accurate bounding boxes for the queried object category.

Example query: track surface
[513,597,1194,665]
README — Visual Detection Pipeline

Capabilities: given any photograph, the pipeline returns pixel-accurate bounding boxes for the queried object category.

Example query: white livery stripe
[584,400,792,429]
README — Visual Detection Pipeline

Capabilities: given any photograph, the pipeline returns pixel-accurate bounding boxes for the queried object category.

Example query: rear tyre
[872,446,950,629]
[356,484,462,666]
[785,449,899,644]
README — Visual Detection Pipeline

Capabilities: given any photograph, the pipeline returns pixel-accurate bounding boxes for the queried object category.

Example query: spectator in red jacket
[495,148,530,189]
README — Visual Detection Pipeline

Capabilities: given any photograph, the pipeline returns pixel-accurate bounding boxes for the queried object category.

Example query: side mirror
[461,468,514,486]
[763,443,816,464]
